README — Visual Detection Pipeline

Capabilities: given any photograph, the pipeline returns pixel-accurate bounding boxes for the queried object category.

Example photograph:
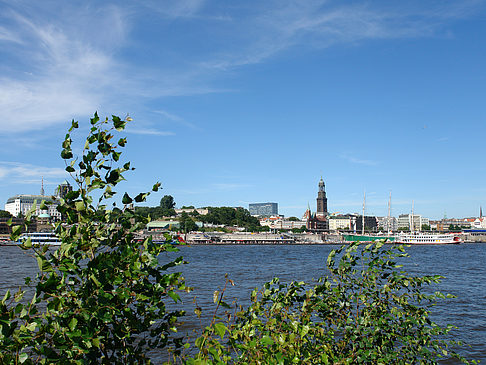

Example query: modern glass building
[249,203,278,216]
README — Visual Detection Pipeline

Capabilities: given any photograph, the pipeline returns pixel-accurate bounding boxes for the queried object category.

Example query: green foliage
[200,207,261,230]
[0,114,188,364]
[186,241,473,364]
[135,205,176,219]
[422,224,431,231]
[160,195,176,210]
[179,212,198,233]
[0,209,12,218]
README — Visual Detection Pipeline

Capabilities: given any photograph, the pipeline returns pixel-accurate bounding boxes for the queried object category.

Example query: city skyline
[1,1,486,220]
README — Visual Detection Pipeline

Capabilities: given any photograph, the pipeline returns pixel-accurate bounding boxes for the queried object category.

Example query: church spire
[40,176,45,196]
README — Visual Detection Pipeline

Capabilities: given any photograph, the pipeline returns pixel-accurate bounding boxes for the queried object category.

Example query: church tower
[316,177,328,217]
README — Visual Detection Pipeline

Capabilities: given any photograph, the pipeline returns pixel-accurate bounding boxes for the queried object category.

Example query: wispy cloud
[0,161,67,183]
[0,0,482,133]
[153,110,198,129]
[196,1,483,70]
[125,128,175,136]
[340,153,379,166]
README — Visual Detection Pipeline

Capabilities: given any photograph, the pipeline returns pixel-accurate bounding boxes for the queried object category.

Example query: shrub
[0,114,188,364]
[187,241,473,364]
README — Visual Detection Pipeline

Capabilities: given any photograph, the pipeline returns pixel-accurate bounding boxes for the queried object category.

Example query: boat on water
[18,232,61,246]
[395,232,462,245]
[342,234,395,243]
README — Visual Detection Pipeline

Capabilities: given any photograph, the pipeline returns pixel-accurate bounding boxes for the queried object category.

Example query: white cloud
[125,128,175,136]
[0,162,67,183]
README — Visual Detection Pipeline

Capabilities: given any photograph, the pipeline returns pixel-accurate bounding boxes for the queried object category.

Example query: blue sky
[0,0,485,220]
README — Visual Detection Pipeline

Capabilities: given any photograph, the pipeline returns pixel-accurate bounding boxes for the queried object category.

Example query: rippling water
[1,243,485,363]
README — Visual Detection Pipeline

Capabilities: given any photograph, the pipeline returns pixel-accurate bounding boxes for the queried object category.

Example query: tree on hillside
[160,195,175,210]
[179,212,198,233]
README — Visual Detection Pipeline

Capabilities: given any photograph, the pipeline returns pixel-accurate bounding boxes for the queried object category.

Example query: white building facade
[328,216,352,231]
[397,214,429,231]
[5,195,61,220]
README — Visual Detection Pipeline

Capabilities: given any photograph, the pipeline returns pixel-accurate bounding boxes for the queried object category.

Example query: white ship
[18,232,61,246]
[395,232,462,245]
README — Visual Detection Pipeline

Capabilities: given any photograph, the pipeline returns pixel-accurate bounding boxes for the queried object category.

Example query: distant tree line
[134,195,176,219]
[134,196,265,232]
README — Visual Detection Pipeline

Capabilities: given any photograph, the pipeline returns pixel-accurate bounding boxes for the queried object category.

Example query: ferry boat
[395,232,462,245]
[18,232,61,246]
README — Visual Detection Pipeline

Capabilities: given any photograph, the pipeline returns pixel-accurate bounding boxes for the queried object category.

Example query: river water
[1,243,485,363]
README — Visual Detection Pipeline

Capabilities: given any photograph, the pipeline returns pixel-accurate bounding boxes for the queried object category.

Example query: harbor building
[4,180,72,220]
[328,215,354,231]
[259,216,307,230]
[397,214,430,231]
[352,215,378,233]
[377,216,398,232]
[249,202,278,217]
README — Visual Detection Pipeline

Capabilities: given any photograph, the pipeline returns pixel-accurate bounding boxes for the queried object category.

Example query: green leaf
[214,323,227,339]
[69,317,78,331]
[19,353,28,364]
[112,115,127,131]
[75,201,86,211]
[61,149,73,159]
[90,112,100,125]
[260,335,274,346]
[22,238,32,249]
[36,256,52,272]
[122,192,133,204]
[213,290,220,304]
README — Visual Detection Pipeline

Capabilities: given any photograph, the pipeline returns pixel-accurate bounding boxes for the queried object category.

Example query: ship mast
[362,191,366,235]
[411,200,414,233]
[387,191,391,235]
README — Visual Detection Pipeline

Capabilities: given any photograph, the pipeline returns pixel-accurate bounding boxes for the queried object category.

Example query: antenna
[362,191,366,235]
[40,176,45,196]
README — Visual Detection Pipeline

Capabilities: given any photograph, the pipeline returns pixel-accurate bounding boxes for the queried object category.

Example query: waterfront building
[5,195,61,220]
[352,215,378,232]
[397,214,430,231]
[249,202,278,216]
[328,215,353,231]
[434,218,472,231]
[174,208,209,216]
[377,216,398,232]
[4,180,72,220]
[259,216,307,230]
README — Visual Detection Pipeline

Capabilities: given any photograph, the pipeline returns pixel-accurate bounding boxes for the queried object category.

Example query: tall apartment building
[249,203,278,216]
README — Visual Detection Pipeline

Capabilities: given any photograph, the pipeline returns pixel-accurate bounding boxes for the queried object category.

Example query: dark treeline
[134,195,266,231]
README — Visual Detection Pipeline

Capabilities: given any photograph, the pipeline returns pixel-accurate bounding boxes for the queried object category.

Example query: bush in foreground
[0,114,188,364]
[187,241,474,364]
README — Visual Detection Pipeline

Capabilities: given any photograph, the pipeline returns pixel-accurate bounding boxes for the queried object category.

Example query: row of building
[250,178,486,232]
